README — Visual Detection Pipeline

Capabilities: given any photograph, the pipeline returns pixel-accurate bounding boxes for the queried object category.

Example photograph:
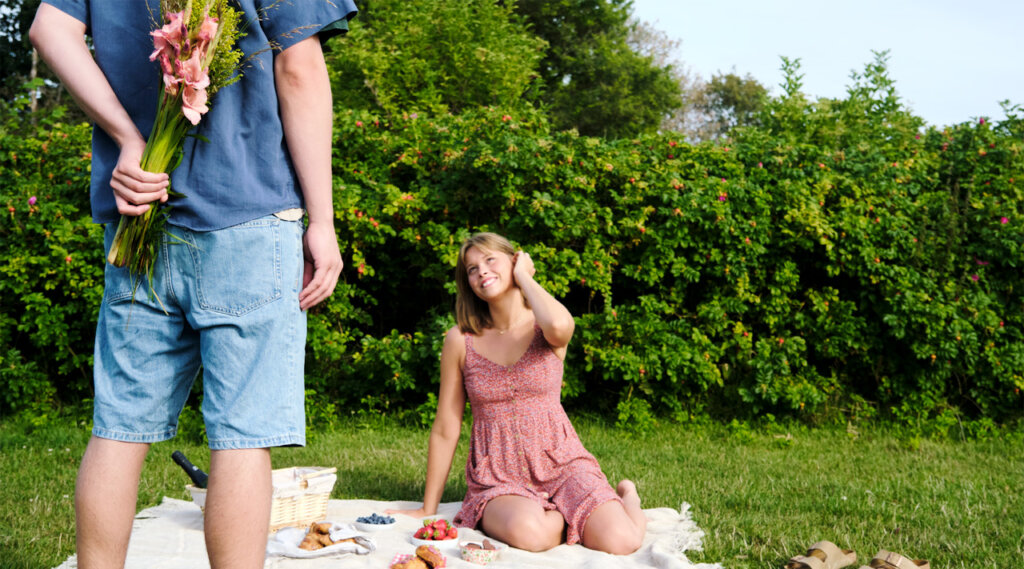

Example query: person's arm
[29,4,168,215]
[274,34,342,310]
[513,251,575,352]
[388,327,467,517]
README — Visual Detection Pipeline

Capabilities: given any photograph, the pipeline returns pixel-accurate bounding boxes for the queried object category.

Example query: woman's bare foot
[617,480,640,504]
[616,480,647,532]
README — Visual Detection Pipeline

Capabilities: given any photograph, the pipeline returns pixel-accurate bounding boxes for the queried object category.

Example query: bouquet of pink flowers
[107,0,244,286]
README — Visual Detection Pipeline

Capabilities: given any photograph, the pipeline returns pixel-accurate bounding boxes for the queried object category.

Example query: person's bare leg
[581,480,647,555]
[204,448,272,569]
[481,495,565,552]
[75,437,150,569]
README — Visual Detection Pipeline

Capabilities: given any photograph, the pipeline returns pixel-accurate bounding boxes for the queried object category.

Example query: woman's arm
[388,327,467,517]
[513,252,575,351]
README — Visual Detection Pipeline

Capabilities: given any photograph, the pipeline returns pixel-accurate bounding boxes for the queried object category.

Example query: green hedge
[1,96,98,421]
[3,78,1023,426]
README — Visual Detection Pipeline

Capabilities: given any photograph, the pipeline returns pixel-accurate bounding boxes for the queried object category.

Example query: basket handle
[297,467,337,487]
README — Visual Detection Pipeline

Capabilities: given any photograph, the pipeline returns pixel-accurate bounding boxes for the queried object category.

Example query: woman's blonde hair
[455,232,519,335]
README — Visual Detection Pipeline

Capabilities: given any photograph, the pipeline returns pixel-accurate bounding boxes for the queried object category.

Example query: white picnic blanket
[54,498,723,569]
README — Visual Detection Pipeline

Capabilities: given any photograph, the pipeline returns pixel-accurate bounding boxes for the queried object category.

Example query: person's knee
[503,516,561,552]
[604,529,643,555]
[586,524,644,555]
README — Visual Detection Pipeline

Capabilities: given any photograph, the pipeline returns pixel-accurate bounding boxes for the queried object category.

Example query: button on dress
[453,326,621,545]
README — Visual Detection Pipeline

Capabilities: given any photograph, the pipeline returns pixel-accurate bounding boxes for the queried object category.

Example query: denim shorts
[92,215,307,450]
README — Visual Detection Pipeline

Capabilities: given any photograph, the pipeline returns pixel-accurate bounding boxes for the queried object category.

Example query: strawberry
[447,527,458,539]
[414,527,427,539]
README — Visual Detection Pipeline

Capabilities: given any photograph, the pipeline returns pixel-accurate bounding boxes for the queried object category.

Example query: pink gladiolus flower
[182,85,209,125]
[178,50,210,89]
[178,51,210,124]
[28,196,37,205]
[150,11,185,61]
[1001,217,1009,224]
[196,16,219,53]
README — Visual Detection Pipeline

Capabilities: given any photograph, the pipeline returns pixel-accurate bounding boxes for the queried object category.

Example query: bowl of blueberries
[354,512,396,532]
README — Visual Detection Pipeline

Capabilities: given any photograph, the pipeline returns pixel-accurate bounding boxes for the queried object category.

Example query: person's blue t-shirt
[42,0,357,231]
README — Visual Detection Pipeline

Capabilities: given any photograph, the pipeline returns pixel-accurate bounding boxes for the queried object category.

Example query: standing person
[29,1,356,567]
[389,233,648,555]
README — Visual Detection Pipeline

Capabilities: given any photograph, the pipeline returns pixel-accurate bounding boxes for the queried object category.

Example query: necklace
[495,313,527,335]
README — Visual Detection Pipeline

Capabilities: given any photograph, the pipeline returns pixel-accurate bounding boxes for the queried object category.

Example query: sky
[629,0,1024,127]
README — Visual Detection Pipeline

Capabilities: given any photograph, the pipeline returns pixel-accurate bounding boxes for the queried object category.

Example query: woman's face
[464,246,513,300]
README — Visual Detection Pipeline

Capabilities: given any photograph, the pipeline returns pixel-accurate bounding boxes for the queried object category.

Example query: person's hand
[110,137,169,216]
[299,220,342,310]
[512,250,536,288]
[384,506,432,518]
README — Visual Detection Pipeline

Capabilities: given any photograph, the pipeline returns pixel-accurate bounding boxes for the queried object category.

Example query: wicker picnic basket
[186,466,337,533]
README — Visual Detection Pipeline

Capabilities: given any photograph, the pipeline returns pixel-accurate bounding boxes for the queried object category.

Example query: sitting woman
[389,232,647,554]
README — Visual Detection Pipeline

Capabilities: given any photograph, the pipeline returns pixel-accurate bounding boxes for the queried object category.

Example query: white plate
[409,535,460,549]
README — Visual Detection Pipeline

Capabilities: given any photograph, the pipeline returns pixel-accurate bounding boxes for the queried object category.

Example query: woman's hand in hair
[512,251,536,288]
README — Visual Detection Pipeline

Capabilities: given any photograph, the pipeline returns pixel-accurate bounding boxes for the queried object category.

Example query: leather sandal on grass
[858,550,930,569]
[785,541,857,569]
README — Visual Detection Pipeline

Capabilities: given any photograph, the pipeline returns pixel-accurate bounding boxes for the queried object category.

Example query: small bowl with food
[353,513,396,532]
[459,538,507,565]
[409,518,459,547]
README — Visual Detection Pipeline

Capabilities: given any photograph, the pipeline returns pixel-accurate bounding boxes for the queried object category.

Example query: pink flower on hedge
[718,194,728,202]
[1001,217,1009,224]
[28,196,37,205]
[979,118,986,125]
[971,274,979,282]
[757,162,763,168]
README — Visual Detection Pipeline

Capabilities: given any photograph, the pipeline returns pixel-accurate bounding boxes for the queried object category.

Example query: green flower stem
[106,90,190,279]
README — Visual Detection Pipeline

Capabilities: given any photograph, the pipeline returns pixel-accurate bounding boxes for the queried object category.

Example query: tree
[0,0,39,102]
[510,0,682,138]
[327,0,545,115]
[691,71,768,140]
[627,17,703,137]
[1,0,88,123]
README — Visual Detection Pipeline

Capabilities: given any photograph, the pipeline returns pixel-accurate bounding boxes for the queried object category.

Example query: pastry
[298,535,321,551]
[392,557,428,569]
[416,544,446,568]
[312,522,333,534]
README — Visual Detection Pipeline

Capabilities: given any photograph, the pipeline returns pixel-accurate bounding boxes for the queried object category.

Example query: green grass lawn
[1,416,1021,569]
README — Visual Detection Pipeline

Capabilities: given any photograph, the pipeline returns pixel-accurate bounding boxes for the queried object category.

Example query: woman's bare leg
[481,495,565,552]
[581,480,647,555]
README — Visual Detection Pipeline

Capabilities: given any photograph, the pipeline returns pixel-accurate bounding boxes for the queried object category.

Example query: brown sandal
[785,541,857,569]
[859,550,930,569]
